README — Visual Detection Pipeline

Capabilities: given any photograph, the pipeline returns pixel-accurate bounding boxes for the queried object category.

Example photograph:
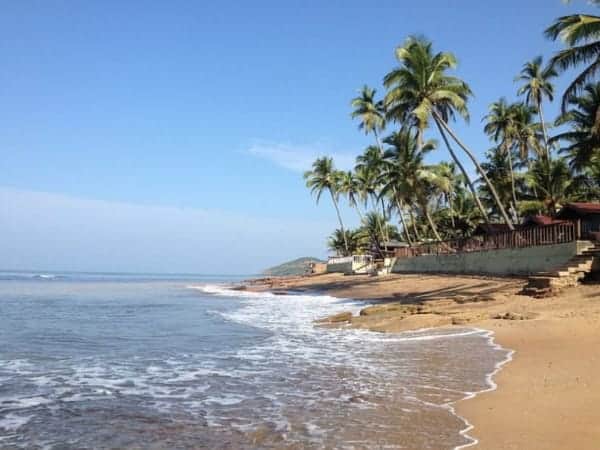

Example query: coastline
[243,272,600,449]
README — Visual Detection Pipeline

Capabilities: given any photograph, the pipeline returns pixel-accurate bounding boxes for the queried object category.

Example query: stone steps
[522,242,599,298]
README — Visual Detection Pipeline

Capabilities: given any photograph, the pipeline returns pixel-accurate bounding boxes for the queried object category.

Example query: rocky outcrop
[359,303,431,316]
[316,311,353,324]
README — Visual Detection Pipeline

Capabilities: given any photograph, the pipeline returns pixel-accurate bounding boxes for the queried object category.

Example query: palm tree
[328,229,361,256]
[479,148,520,221]
[526,158,574,215]
[355,145,390,240]
[515,56,557,160]
[383,36,513,229]
[484,98,520,210]
[358,212,397,257]
[380,129,445,242]
[551,82,600,171]
[510,103,544,166]
[338,170,364,222]
[351,85,386,150]
[545,11,600,111]
[304,157,348,253]
[427,162,460,228]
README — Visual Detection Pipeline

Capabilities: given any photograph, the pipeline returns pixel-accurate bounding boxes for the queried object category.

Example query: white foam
[0,413,33,431]
[195,282,515,449]
[449,329,514,450]
[205,394,246,406]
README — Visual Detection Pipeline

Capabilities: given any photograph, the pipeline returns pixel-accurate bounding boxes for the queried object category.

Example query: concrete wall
[326,261,353,275]
[391,241,579,276]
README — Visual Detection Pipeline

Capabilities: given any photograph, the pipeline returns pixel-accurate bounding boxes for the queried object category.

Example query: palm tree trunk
[373,129,383,153]
[433,112,515,230]
[435,120,490,225]
[408,206,422,241]
[506,146,519,214]
[447,194,456,229]
[538,103,551,162]
[392,189,413,245]
[354,201,365,224]
[372,195,387,245]
[330,190,349,254]
[379,198,391,242]
[421,200,444,242]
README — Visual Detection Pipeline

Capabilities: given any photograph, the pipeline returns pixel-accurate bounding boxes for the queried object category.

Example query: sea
[0,272,511,449]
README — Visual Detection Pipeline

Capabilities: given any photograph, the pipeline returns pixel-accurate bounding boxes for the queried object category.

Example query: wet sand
[245,272,600,449]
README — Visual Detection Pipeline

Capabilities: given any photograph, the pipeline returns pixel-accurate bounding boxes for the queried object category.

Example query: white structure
[326,255,374,275]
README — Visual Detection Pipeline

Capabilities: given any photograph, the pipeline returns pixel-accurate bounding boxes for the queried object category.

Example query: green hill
[262,257,325,276]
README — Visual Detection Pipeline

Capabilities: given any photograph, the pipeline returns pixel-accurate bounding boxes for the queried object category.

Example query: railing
[394,222,576,259]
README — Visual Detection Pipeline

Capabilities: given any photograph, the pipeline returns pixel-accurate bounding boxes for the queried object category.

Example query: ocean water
[0,272,511,449]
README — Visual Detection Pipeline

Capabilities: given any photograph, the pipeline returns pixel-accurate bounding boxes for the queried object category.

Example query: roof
[522,215,568,226]
[381,240,409,248]
[557,202,600,218]
[473,223,514,235]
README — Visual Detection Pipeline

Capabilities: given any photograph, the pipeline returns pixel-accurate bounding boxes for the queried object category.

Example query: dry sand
[245,272,600,449]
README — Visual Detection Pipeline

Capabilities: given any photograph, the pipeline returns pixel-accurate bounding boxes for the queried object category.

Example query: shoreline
[453,328,515,450]
[243,272,600,449]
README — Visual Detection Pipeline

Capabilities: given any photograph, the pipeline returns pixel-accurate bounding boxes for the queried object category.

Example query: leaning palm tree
[304,157,348,253]
[552,82,600,171]
[383,36,512,229]
[351,85,386,151]
[515,56,557,160]
[545,11,600,111]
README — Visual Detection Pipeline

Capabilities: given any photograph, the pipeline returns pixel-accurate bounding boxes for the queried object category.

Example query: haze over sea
[0,272,509,449]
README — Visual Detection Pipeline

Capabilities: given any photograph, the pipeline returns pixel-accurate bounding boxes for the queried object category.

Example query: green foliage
[552,82,600,170]
[306,21,600,256]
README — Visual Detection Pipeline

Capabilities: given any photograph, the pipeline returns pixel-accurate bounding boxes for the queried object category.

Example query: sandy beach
[245,272,600,449]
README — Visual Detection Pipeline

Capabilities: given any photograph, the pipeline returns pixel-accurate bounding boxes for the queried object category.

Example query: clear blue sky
[1,0,597,274]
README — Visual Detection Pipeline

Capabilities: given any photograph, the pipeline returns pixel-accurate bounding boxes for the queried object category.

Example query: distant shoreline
[243,272,600,449]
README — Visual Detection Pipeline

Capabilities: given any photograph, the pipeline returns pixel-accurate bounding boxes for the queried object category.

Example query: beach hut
[556,202,600,239]
[522,214,567,227]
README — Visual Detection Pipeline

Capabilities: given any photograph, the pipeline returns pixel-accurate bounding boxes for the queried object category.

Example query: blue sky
[1,0,597,274]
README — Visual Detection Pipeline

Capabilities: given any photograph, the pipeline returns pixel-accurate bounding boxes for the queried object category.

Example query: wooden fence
[394,222,576,259]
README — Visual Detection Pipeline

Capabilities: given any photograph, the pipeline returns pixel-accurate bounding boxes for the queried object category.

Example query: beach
[245,272,600,449]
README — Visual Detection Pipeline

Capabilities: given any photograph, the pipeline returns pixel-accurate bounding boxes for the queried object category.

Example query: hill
[262,257,325,276]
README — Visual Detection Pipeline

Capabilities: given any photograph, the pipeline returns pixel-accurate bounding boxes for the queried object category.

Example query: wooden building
[556,202,600,239]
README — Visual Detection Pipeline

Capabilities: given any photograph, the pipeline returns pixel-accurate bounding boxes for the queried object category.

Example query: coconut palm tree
[545,11,600,111]
[355,145,390,240]
[427,162,460,228]
[484,98,520,210]
[479,148,520,221]
[338,170,364,222]
[383,36,512,229]
[516,56,557,160]
[552,82,600,171]
[526,158,574,215]
[328,229,361,256]
[304,157,348,253]
[380,129,445,242]
[351,85,386,151]
[510,103,544,166]
[359,212,396,257]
